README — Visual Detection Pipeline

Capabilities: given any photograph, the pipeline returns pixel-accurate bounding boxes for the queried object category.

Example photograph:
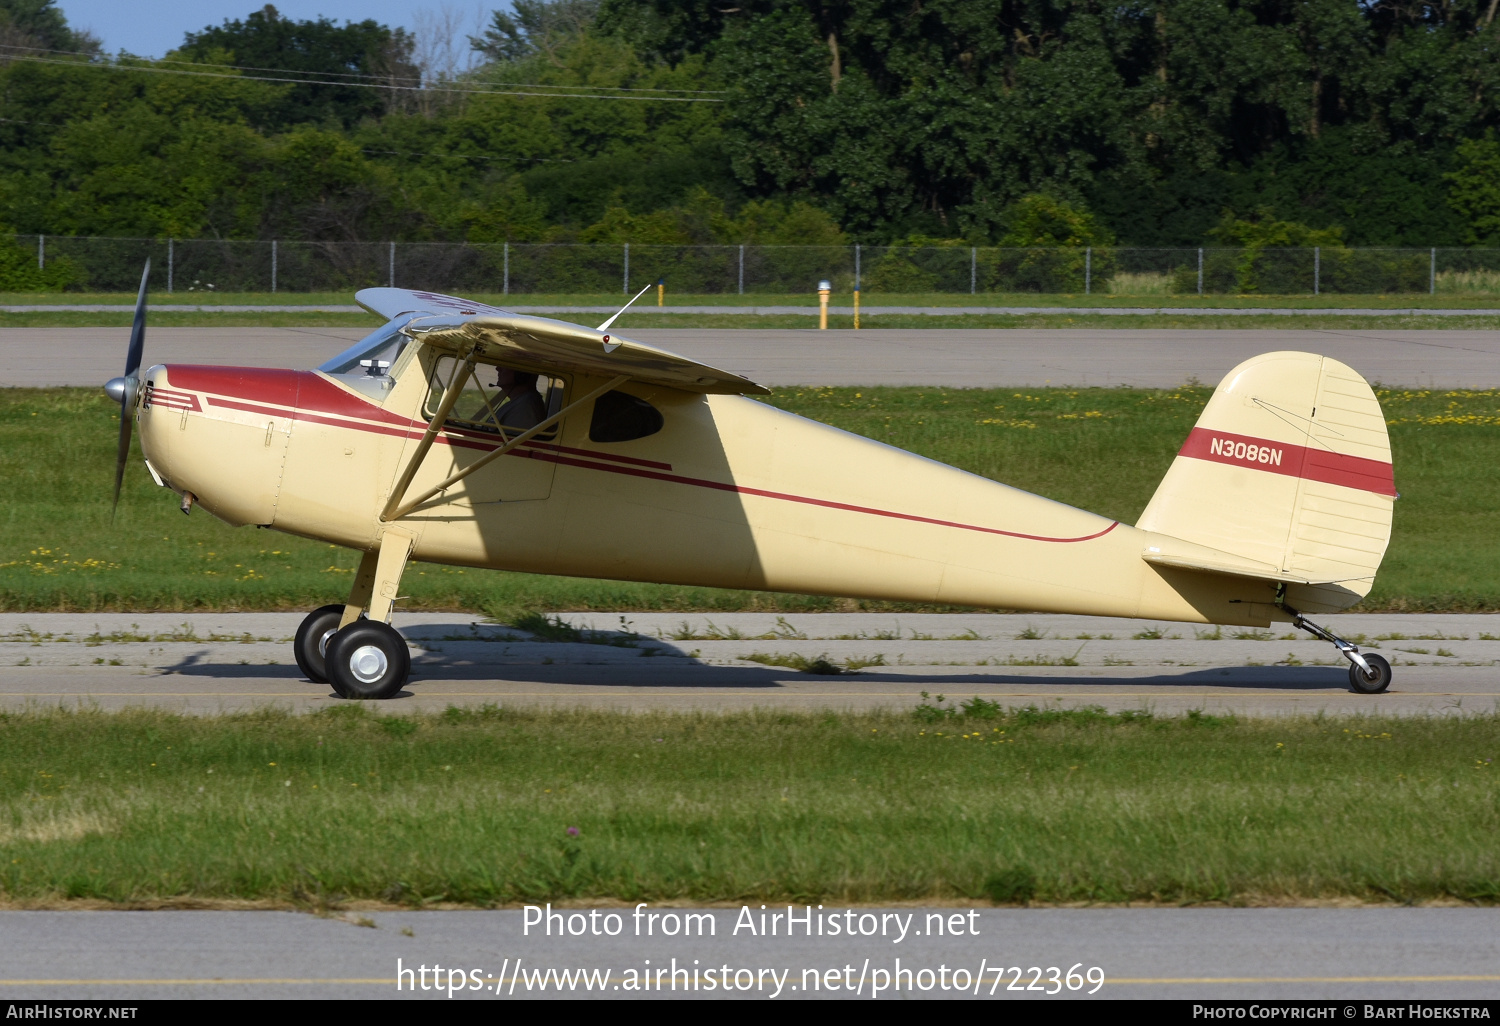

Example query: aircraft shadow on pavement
[156,625,1359,695]
[158,649,310,680]
[399,662,1356,692]
[396,622,1360,692]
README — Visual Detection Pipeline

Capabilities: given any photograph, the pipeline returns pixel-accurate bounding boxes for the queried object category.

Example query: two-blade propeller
[104,260,150,517]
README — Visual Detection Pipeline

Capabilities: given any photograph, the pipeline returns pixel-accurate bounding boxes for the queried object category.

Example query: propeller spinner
[104,260,150,516]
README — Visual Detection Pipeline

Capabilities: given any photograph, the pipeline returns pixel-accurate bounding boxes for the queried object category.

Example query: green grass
[1,385,1497,612]
[1,705,1495,906]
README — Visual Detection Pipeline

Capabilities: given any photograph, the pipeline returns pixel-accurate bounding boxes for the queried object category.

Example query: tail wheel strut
[1289,610,1392,694]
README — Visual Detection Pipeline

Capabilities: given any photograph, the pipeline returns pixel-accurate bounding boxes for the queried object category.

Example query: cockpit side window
[423,356,563,440]
[589,391,663,443]
[318,317,413,400]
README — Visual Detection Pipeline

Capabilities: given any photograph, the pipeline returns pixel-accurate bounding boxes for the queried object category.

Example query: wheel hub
[349,645,389,684]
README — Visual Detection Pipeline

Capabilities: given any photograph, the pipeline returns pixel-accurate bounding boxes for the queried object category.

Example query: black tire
[325,620,411,700]
[1348,652,1392,694]
[294,604,348,684]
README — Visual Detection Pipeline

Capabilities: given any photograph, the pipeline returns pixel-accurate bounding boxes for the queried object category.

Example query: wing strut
[379,374,628,523]
[379,346,479,523]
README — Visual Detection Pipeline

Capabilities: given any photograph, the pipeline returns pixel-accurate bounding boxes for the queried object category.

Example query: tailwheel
[1287,607,1392,695]
[294,604,348,685]
[1348,652,1392,694]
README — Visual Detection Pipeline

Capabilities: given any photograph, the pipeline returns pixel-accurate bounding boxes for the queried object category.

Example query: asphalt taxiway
[2,907,1496,1000]
[3,326,1497,388]
[0,612,1493,717]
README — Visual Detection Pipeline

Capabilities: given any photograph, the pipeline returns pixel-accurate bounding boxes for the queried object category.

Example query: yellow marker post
[657,279,664,307]
[853,289,860,330]
[818,279,831,330]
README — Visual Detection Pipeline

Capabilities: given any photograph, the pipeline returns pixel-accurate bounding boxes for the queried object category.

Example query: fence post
[271,240,277,293]
[971,247,976,294]
[1430,248,1436,294]
[1197,248,1203,295]
[1085,247,1092,295]
[1314,246,1320,296]
[855,244,861,291]
[503,242,509,295]
[37,234,43,270]
[167,238,173,294]
[388,241,395,288]
[737,244,744,295]
[623,242,629,295]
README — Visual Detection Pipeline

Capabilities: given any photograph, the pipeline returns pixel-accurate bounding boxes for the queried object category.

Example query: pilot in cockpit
[489,366,547,430]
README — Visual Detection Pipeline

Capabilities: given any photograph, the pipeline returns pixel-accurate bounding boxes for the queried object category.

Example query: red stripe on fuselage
[164,365,300,408]
[177,366,675,470]
[143,386,200,412]
[515,439,672,471]
[205,395,536,457]
[529,451,1120,543]
[165,363,1118,544]
[1178,426,1396,496]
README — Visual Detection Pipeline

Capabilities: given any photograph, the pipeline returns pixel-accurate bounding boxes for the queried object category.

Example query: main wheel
[294,604,347,684]
[1348,652,1392,694]
[325,620,411,700]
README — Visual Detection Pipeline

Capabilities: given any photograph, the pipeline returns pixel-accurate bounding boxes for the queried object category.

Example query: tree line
[0,0,1496,250]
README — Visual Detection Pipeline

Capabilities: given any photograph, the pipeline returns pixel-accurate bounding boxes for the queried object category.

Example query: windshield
[317,317,414,400]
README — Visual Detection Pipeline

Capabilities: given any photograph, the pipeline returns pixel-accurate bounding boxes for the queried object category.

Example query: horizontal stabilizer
[1141,549,1351,587]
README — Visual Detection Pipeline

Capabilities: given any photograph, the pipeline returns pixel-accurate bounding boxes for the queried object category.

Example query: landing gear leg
[324,529,415,700]
[339,549,381,630]
[1288,609,1391,694]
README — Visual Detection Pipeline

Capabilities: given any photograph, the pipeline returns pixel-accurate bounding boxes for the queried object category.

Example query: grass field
[1,385,1496,614]
[1,705,1495,906]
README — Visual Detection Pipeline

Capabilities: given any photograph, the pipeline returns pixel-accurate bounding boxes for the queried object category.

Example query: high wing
[355,287,768,396]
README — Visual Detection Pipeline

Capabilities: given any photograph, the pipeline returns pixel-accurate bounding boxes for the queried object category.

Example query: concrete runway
[2,908,1497,1000]
[2,612,1494,717]
[4,326,1498,388]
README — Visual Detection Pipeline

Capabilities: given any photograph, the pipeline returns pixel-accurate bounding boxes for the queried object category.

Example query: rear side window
[590,391,663,443]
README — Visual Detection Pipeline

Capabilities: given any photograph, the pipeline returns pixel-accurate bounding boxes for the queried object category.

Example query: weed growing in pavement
[739,652,887,674]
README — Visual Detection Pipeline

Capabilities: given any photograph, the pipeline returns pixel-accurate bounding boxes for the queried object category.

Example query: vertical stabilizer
[1137,351,1394,605]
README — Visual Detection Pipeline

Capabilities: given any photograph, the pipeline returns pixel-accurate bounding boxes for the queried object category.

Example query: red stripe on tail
[1179,427,1395,496]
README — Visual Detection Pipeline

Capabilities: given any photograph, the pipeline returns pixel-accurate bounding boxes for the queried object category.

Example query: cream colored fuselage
[138,351,1287,629]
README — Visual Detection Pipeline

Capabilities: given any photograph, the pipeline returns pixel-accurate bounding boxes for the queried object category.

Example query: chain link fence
[8,235,1500,295]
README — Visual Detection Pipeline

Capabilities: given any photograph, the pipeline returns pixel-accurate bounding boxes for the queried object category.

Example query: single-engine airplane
[105,264,1397,699]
